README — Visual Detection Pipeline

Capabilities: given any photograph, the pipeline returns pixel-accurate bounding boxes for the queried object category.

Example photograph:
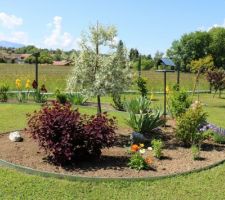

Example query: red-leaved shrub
[26,101,117,165]
[83,113,117,158]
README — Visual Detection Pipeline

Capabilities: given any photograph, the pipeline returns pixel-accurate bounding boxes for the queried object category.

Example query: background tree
[153,51,164,69]
[67,23,131,113]
[206,68,225,98]
[129,48,139,61]
[208,27,225,69]
[190,55,214,95]
[167,31,211,71]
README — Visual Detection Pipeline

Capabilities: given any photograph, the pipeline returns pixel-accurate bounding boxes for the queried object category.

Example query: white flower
[139,149,146,154]
[147,147,153,151]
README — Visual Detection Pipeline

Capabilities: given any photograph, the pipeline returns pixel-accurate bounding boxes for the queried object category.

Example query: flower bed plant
[26,101,117,165]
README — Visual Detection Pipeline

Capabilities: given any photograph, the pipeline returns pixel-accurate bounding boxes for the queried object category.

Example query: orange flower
[145,156,154,165]
[131,144,139,152]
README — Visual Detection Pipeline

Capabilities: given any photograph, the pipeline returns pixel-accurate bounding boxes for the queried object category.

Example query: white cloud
[0,31,28,44]
[198,19,225,32]
[44,16,77,49]
[0,12,23,29]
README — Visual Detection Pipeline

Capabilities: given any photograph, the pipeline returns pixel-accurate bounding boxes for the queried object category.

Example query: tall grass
[0,64,209,92]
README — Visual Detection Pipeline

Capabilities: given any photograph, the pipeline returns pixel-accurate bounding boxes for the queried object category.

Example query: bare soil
[0,126,225,178]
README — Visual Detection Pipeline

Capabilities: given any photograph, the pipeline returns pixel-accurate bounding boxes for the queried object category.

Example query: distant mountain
[0,40,24,48]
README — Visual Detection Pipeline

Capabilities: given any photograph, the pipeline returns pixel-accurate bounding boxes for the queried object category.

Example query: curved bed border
[0,158,225,182]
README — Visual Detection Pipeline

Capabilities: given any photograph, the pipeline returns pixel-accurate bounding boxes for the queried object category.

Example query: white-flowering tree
[67,23,132,113]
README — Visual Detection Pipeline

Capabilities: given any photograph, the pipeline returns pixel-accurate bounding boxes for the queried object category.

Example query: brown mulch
[0,125,225,178]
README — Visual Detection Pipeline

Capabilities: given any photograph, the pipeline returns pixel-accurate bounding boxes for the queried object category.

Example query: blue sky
[1,0,225,55]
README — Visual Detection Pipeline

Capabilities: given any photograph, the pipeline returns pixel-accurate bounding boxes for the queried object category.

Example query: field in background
[0,63,209,92]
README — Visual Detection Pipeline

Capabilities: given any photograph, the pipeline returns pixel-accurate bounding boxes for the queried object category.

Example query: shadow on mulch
[43,155,130,172]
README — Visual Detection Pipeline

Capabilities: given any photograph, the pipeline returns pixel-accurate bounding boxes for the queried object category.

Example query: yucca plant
[126,110,164,136]
[67,92,87,105]
[125,96,151,114]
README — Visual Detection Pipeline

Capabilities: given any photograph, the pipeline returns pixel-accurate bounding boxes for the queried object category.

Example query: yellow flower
[139,143,144,148]
[25,79,31,90]
[150,93,154,100]
[15,79,22,89]
[166,85,170,94]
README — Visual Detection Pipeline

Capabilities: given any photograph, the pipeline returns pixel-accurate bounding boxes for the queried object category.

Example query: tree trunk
[95,21,101,114]
[97,94,102,114]
[192,69,201,96]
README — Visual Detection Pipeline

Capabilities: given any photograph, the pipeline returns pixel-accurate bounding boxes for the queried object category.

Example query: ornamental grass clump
[26,101,117,165]
[0,84,9,102]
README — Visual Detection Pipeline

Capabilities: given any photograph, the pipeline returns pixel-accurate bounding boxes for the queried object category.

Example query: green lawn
[0,63,209,92]
[0,93,224,199]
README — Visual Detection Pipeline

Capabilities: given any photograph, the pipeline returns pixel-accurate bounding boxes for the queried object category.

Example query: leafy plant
[125,96,151,114]
[55,89,67,104]
[168,89,192,118]
[151,139,164,159]
[32,81,47,103]
[126,110,164,135]
[33,89,47,103]
[212,133,225,144]
[0,84,9,102]
[176,103,207,146]
[111,92,126,111]
[26,101,117,164]
[191,145,201,160]
[67,93,87,105]
[136,77,148,97]
[128,152,149,171]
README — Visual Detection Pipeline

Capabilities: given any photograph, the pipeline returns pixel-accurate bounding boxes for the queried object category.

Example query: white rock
[9,131,23,142]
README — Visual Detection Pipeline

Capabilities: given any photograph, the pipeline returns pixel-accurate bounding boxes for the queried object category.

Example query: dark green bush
[55,89,67,104]
[0,84,9,102]
[136,77,148,97]
[111,93,125,111]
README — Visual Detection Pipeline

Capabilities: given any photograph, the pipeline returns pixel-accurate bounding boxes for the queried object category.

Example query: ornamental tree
[190,55,214,95]
[67,23,131,113]
[206,68,225,98]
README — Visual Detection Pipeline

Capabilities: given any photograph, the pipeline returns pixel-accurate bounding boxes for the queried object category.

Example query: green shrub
[191,144,201,160]
[136,77,148,97]
[55,89,67,104]
[125,96,151,114]
[128,153,149,170]
[0,84,9,102]
[212,133,225,144]
[111,92,125,111]
[176,103,207,146]
[151,139,164,159]
[33,89,47,103]
[126,110,164,135]
[168,89,192,118]
[133,59,154,70]
[67,93,87,105]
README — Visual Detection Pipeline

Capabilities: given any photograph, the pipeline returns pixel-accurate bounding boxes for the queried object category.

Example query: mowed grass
[0,164,225,200]
[0,93,224,199]
[0,93,224,134]
[0,63,209,92]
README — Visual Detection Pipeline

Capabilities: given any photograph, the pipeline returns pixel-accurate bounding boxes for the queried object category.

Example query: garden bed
[0,126,225,178]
